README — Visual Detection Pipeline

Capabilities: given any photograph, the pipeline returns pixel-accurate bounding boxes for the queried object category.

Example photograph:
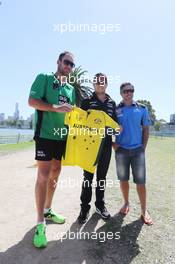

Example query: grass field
[88,137,175,263]
[0,141,34,156]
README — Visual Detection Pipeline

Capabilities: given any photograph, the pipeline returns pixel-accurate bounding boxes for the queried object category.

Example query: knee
[136,183,146,189]
[50,165,61,176]
[82,178,92,188]
[37,169,50,183]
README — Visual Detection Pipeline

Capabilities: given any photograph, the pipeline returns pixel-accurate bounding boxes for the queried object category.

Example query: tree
[158,119,167,124]
[154,121,161,131]
[137,100,156,124]
[68,66,93,106]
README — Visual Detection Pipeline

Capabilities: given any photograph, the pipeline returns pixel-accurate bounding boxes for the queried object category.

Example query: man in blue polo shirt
[114,82,153,225]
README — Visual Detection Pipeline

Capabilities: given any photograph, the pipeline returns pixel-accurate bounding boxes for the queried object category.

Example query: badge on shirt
[58,95,70,105]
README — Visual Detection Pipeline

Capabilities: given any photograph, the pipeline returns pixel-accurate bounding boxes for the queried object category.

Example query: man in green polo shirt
[28,51,75,248]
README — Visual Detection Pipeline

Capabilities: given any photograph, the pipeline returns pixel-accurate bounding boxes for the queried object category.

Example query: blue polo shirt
[115,101,151,149]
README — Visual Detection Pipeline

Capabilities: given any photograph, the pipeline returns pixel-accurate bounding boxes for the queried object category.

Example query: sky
[0,0,175,121]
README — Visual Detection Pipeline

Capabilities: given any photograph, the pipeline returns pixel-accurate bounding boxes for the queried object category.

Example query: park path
[0,142,174,264]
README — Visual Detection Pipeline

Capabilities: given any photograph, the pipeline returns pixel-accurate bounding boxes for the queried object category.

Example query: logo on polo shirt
[94,118,102,124]
[58,95,70,105]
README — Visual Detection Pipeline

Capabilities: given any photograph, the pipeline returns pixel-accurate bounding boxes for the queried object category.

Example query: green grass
[0,141,34,155]
[92,136,175,263]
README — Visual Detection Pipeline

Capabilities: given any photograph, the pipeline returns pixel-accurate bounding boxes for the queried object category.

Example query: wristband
[52,104,60,109]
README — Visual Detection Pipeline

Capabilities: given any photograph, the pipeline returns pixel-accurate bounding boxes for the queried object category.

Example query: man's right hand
[112,143,120,151]
[53,103,73,113]
[28,97,73,113]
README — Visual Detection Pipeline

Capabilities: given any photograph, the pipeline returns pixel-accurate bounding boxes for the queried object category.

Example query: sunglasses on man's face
[122,89,134,94]
[96,82,107,86]
[63,59,75,68]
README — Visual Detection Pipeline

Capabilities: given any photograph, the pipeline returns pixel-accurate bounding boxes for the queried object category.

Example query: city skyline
[0,101,174,123]
[0,1,175,121]
[0,102,33,123]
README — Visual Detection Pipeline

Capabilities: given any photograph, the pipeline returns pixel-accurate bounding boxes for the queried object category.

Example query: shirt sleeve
[142,107,151,126]
[111,102,118,122]
[29,73,47,100]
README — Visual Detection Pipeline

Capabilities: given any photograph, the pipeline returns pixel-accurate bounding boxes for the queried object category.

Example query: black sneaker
[96,206,111,220]
[77,209,90,224]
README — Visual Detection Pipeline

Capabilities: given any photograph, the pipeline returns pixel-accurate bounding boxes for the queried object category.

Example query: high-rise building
[0,113,5,122]
[170,114,175,124]
[14,103,19,120]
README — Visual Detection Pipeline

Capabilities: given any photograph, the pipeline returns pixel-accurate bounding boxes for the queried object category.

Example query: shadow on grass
[0,213,143,264]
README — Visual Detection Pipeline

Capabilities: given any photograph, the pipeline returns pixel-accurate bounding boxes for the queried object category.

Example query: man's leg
[131,148,153,224]
[44,139,66,224]
[80,171,94,211]
[35,161,52,223]
[115,148,130,214]
[136,183,146,214]
[136,184,152,224]
[119,181,130,214]
[95,139,112,211]
[44,159,61,209]
[33,137,54,248]
[78,171,94,224]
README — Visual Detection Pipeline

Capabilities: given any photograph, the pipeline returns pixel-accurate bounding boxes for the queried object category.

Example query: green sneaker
[44,208,65,224]
[33,223,47,248]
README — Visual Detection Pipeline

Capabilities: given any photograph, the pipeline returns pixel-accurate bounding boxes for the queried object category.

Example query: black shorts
[35,138,66,161]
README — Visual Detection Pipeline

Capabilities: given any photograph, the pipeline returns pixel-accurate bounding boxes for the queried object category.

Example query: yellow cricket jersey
[62,107,120,173]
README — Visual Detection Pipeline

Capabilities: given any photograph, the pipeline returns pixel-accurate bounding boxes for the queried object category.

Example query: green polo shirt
[29,73,75,140]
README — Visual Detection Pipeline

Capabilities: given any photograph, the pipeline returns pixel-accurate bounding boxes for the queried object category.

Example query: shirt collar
[92,92,111,102]
[120,100,137,107]
[52,72,67,87]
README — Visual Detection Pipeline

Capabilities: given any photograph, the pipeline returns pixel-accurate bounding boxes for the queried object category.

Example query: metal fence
[0,134,34,144]
[0,131,174,144]
[150,131,175,138]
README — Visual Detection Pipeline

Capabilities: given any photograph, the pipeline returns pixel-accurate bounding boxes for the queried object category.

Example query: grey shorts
[115,146,146,184]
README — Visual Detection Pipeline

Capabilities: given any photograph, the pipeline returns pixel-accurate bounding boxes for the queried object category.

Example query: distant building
[14,103,19,120]
[170,114,175,124]
[0,113,5,122]
[7,116,15,121]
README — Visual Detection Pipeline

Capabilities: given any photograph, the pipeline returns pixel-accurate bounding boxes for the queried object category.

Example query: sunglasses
[96,82,107,86]
[122,89,134,94]
[63,59,75,68]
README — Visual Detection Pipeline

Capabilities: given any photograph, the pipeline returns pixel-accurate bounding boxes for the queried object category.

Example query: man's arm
[28,98,72,113]
[142,126,149,150]
[141,106,150,150]
[28,73,73,113]
[80,99,89,111]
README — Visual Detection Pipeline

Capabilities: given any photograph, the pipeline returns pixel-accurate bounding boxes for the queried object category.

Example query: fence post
[17,133,20,143]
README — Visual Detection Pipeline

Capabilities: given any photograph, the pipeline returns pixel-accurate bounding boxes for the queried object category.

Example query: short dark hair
[93,72,108,85]
[58,51,74,61]
[120,82,134,91]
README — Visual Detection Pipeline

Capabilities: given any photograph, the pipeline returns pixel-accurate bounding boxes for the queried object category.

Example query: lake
[0,128,34,136]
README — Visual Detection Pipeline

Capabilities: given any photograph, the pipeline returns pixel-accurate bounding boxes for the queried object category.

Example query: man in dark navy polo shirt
[114,82,153,225]
[77,73,118,224]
